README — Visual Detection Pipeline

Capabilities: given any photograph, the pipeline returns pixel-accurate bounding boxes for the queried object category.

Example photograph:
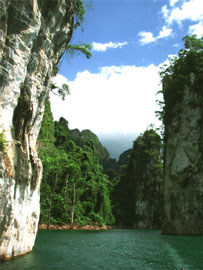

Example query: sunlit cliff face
[0,0,73,260]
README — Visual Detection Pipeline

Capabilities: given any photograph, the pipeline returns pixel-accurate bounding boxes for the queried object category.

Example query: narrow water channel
[1,230,202,270]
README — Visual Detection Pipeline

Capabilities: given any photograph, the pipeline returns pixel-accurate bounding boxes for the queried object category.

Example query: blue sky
[51,0,203,158]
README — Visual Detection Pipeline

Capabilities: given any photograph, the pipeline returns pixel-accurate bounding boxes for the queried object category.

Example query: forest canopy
[37,101,163,228]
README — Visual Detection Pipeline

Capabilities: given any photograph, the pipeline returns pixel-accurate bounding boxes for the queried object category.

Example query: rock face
[114,129,163,229]
[0,0,74,260]
[130,131,163,229]
[71,127,110,162]
[162,75,203,235]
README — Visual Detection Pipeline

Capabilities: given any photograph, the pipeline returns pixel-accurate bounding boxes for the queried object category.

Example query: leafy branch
[50,83,70,101]
[66,42,92,59]
[73,0,93,29]
[156,35,203,126]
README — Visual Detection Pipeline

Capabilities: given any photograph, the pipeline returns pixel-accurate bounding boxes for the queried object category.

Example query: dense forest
[37,35,202,230]
[113,129,163,228]
[158,35,203,235]
[1,0,202,262]
[37,100,163,229]
[37,101,115,227]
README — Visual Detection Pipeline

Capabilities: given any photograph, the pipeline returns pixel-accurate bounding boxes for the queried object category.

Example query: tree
[66,163,81,227]
[157,35,203,235]
[158,35,203,127]
[114,129,163,228]
[38,101,115,227]
[66,42,92,59]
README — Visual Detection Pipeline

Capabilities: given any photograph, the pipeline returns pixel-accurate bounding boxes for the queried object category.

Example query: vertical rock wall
[162,77,203,235]
[131,131,163,229]
[0,0,74,259]
[114,129,163,229]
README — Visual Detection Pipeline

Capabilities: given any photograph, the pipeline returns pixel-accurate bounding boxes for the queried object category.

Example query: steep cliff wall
[163,87,203,235]
[131,130,163,229]
[162,39,203,235]
[114,129,163,228]
[0,0,74,260]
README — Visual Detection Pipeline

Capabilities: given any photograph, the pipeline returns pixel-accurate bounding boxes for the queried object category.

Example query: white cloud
[158,26,173,39]
[92,41,128,52]
[52,74,69,88]
[138,32,156,45]
[143,0,202,47]
[50,65,161,136]
[139,26,172,45]
[165,0,203,24]
[189,21,203,37]
[161,5,169,19]
[169,0,179,7]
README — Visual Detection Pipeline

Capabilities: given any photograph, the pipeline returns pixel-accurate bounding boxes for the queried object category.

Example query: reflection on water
[0,230,202,270]
[161,233,203,270]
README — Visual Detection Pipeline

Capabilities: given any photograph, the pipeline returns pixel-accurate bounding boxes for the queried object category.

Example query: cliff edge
[0,0,74,260]
[161,38,203,235]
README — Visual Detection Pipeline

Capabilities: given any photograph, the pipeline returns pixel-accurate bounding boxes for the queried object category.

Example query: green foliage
[66,42,92,59]
[0,131,6,151]
[50,63,70,101]
[113,129,163,228]
[68,128,120,187]
[71,129,109,161]
[38,100,55,145]
[73,0,86,29]
[38,103,164,229]
[183,35,203,51]
[158,35,203,126]
[73,0,93,29]
[49,1,92,101]
[50,82,70,101]
[38,101,114,226]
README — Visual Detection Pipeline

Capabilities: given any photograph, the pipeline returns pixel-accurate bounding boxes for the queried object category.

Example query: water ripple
[0,230,202,270]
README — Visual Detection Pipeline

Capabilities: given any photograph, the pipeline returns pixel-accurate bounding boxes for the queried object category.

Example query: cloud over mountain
[51,64,161,137]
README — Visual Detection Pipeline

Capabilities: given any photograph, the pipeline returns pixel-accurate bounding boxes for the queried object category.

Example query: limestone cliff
[130,130,163,229]
[162,39,203,235]
[0,0,74,259]
[162,87,203,235]
[114,129,163,229]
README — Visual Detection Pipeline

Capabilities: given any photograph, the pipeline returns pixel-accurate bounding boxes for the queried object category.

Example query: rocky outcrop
[114,129,163,228]
[162,85,203,235]
[71,127,110,162]
[130,131,163,229]
[0,0,74,260]
[38,223,114,230]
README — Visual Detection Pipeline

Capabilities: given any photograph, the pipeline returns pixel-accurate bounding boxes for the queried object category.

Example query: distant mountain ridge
[70,127,119,177]
[71,128,110,163]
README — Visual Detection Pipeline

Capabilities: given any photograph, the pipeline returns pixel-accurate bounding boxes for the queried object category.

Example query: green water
[1,230,202,270]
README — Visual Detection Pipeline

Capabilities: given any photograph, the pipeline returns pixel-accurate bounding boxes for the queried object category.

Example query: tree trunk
[64,174,69,196]
[63,174,69,221]
[48,174,58,229]
[70,183,76,228]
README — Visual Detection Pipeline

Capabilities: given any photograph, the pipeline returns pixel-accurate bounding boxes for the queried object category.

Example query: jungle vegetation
[156,34,203,162]
[37,35,202,228]
[37,101,163,228]
[38,100,114,227]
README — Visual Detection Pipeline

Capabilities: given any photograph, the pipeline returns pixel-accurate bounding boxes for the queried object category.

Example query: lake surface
[1,230,202,270]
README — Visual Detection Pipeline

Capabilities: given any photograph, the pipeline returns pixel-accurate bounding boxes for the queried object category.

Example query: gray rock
[163,83,203,235]
[0,0,73,259]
